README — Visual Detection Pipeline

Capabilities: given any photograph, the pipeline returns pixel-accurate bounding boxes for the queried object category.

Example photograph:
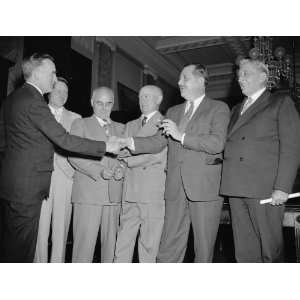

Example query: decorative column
[92,37,117,108]
[6,37,24,95]
[142,65,158,86]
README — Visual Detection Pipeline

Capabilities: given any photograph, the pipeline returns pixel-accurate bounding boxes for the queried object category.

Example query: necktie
[103,120,110,136]
[142,116,147,127]
[53,109,61,122]
[178,101,194,132]
[240,97,254,115]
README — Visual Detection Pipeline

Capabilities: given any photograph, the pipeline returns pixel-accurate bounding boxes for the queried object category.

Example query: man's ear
[198,76,205,86]
[260,72,268,84]
[156,95,163,106]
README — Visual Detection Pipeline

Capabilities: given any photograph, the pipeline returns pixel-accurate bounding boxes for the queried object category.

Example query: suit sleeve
[125,121,167,168]
[55,114,82,179]
[133,112,169,155]
[183,103,230,154]
[274,97,300,193]
[28,99,106,157]
[68,119,108,181]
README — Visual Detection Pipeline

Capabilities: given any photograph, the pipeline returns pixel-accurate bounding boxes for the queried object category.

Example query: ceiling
[135,36,300,99]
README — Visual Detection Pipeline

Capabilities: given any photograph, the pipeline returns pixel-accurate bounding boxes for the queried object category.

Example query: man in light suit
[114,85,167,263]
[121,64,230,262]
[69,87,124,263]
[220,59,300,262]
[0,54,120,262]
[35,77,81,263]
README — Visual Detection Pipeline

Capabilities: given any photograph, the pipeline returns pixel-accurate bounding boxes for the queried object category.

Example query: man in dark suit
[0,53,120,262]
[122,64,230,262]
[220,58,300,262]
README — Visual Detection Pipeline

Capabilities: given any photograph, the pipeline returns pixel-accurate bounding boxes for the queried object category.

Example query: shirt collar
[141,111,158,122]
[248,87,266,101]
[186,94,205,112]
[26,81,43,95]
[95,115,111,127]
[48,104,64,116]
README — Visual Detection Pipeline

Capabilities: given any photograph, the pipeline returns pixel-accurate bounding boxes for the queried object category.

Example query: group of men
[0,52,300,263]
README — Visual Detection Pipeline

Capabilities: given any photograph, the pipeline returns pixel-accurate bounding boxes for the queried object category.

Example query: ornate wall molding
[108,36,179,86]
[71,36,94,59]
[156,36,223,54]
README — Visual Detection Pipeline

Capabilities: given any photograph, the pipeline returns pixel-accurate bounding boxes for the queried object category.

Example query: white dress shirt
[141,110,158,125]
[48,105,64,123]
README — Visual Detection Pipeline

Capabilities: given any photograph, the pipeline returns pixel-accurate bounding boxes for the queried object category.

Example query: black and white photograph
[0,1,299,300]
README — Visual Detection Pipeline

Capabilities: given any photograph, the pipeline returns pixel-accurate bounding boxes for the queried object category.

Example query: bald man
[69,87,125,263]
[114,85,167,263]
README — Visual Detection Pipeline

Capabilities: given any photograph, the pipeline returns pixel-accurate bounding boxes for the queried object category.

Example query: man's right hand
[101,168,114,180]
[118,137,135,151]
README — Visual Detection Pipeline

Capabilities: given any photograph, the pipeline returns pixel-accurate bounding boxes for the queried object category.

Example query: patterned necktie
[178,101,194,132]
[240,97,254,115]
[103,120,110,137]
[142,116,147,127]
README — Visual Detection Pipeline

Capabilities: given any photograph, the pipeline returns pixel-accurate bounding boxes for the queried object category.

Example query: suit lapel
[185,96,210,131]
[228,90,271,137]
[227,104,242,134]
[88,115,107,141]
[137,111,163,136]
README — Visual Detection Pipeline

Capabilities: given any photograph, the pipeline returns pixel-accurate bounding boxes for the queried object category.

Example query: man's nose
[53,75,58,84]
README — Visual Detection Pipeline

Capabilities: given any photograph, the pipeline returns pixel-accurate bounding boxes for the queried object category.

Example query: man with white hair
[69,86,124,263]
[114,85,167,263]
[220,58,300,262]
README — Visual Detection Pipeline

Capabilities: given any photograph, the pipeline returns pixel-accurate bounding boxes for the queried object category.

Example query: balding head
[139,85,163,115]
[91,86,114,120]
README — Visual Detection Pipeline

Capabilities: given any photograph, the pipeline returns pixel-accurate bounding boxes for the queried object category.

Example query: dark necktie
[142,116,147,127]
[178,101,194,132]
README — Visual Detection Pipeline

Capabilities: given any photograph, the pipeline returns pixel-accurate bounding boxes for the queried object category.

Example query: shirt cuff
[130,137,135,151]
[181,133,186,145]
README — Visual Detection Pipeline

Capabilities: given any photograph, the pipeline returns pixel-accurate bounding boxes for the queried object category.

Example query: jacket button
[241,137,245,140]
[240,157,244,161]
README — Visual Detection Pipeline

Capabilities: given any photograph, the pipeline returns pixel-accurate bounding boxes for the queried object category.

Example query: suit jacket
[0,83,106,205]
[134,97,230,202]
[69,115,125,205]
[220,90,300,198]
[123,112,167,203]
[54,108,81,179]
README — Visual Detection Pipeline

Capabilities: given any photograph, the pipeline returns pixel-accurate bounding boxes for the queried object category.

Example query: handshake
[106,136,134,155]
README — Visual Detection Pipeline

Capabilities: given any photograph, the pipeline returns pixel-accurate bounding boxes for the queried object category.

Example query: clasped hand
[158,119,183,141]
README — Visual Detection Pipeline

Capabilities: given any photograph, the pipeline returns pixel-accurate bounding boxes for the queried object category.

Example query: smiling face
[49,80,68,108]
[238,60,268,97]
[178,65,205,101]
[139,85,162,115]
[91,87,114,120]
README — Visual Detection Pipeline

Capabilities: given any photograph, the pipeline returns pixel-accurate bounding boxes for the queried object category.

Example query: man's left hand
[159,119,183,141]
[271,190,289,206]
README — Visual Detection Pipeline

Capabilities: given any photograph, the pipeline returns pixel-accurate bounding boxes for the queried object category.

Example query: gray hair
[22,53,55,80]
